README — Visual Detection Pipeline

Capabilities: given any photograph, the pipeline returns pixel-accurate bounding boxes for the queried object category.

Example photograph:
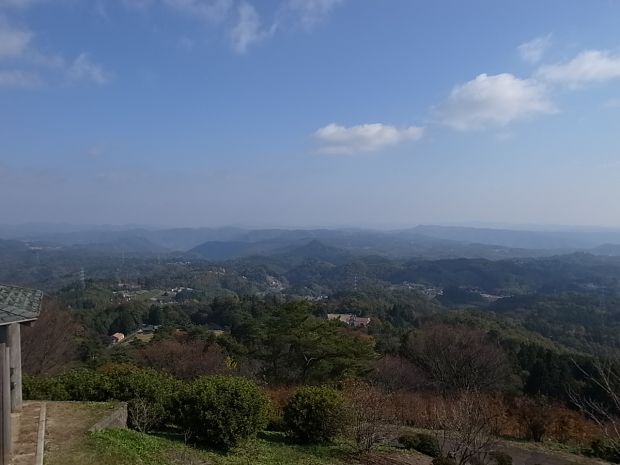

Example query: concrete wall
[88,403,127,432]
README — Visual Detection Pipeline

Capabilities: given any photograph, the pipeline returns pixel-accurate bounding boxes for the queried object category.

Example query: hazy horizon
[4,220,620,234]
[2,1,620,227]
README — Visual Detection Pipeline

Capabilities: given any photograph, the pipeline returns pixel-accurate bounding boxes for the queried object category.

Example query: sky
[2,0,620,228]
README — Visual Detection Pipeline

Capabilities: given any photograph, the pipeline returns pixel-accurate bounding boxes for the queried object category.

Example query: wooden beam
[0,326,10,465]
[9,324,22,413]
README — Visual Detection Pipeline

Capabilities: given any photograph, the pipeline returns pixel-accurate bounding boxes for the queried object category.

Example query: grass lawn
[90,429,353,465]
[134,289,164,301]
[43,402,600,465]
[74,428,431,465]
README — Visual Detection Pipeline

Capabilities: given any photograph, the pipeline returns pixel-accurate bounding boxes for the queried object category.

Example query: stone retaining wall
[88,403,127,432]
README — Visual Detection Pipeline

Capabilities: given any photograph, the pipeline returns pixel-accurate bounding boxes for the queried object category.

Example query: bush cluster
[177,375,270,450]
[25,369,389,451]
[399,433,441,457]
[24,365,179,432]
[588,438,620,463]
[283,386,347,444]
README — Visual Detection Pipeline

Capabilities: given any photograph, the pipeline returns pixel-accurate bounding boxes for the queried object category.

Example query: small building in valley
[111,332,125,343]
[327,313,372,327]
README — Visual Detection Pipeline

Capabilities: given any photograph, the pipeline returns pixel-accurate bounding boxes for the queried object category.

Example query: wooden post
[0,326,10,465]
[8,324,22,413]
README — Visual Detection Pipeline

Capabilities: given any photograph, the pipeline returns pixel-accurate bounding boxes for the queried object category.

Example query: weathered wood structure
[0,284,43,465]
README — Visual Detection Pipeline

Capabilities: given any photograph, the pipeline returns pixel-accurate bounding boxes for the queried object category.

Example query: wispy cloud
[0,15,111,88]
[435,73,556,131]
[230,2,272,53]
[604,98,620,108]
[314,123,424,154]
[67,53,112,84]
[121,0,342,53]
[537,50,620,87]
[121,0,154,11]
[0,16,32,57]
[285,0,343,29]
[518,35,551,64]
[163,0,232,22]
[0,69,40,87]
[496,131,515,141]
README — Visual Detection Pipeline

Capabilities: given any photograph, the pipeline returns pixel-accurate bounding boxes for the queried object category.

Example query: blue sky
[2,0,620,228]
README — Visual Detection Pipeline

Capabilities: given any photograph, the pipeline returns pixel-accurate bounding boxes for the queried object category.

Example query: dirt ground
[391,425,609,465]
[12,402,42,465]
[44,401,123,465]
[370,445,605,465]
[500,443,608,465]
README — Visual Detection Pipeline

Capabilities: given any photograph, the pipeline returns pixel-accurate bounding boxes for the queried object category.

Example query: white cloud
[518,35,551,64]
[0,14,111,87]
[230,2,271,53]
[537,50,620,87]
[0,69,40,87]
[0,16,32,57]
[163,0,232,22]
[435,73,556,131]
[314,123,424,154]
[286,0,343,29]
[67,53,112,84]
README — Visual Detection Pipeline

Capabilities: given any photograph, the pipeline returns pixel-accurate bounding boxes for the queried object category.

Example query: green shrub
[432,457,456,465]
[23,375,69,401]
[177,375,269,450]
[103,365,180,431]
[590,438,620,463]
[490,451,513,465]
[399,433,440,457]
[283,386,346,445]
[24,365,179,432]
[58,368,110,401]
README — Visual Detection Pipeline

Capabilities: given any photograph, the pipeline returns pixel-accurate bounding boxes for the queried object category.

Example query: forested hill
[3,232,620,296]
[6,224,620,259]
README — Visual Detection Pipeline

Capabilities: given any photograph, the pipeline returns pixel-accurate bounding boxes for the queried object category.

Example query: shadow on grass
[150,428,229,457]
[152,427,352,461]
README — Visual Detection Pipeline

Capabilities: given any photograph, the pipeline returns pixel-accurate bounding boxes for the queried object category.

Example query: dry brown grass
[44,401,124,465]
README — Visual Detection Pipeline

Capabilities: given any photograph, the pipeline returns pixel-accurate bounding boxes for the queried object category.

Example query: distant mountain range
[409,225,620,249]
[4,223,620,261]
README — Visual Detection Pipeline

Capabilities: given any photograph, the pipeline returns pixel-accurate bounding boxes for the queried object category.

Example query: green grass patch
[88,429,351,465]
[134,289,164,301]
[89,429,173,465]
[135,333,155,342]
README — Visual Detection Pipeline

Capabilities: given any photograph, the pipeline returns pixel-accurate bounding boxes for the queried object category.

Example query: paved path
[502,445,584,465]
[12,402,45,465]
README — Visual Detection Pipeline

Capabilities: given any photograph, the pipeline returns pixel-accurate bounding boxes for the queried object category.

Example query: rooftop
[0,283,44,325]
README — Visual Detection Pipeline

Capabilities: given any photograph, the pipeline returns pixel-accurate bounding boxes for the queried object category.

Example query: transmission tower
[79,267,85,288]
